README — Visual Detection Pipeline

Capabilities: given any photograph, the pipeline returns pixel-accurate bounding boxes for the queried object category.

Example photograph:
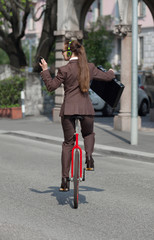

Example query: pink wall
[25,1,44,37]
[138,7,154,28]
[26,0,154,37]
[103,0,154,28]
[102,0,116,16]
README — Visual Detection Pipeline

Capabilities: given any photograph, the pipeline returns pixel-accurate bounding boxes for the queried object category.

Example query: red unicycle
[70,116,86,209]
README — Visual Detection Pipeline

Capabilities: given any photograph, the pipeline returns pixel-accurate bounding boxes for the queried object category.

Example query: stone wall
[0,64,21,80]
[0,65,54,116]
[24,72,54,116]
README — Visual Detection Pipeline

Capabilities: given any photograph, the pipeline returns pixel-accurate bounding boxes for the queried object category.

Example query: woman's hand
[109,68,115,73]
[39,58,48,71]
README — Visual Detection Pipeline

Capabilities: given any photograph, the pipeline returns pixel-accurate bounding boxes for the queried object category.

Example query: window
[138,0,146,18]
[139,36,144,66]
[28,8,35,31]
[117,38,121,61]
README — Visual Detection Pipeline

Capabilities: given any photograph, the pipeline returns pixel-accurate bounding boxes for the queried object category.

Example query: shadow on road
[96,125,130,144]
[29,185,104,208]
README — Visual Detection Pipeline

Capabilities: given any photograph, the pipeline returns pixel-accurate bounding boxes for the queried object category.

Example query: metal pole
[131,0,138,145]
[29,39,31,68]
[21,91,25,118]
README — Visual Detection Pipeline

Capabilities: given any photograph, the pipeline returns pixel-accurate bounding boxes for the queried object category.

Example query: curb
[3,130,154,163]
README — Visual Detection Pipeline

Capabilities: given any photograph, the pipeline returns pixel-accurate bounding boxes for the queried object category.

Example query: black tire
[74,150,79,209]
[139,100,148,116]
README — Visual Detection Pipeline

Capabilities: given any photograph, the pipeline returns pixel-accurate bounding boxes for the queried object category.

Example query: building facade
[85,0,154,71]
[24,0,154,131]
[25,0,154,71]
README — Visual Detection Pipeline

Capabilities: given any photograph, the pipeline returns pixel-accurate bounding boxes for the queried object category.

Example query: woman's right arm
[40,69,65,92]
[40,58,66,92]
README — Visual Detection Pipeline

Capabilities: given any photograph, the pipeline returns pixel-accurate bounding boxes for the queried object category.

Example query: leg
[80,115,95,157]
[80,116,95,170]
[61,116,75,178]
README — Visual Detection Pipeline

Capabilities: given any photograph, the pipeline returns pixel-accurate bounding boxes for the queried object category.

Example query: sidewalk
[0,114,154,162]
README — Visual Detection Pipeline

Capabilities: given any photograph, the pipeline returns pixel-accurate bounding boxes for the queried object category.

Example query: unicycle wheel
[74,150,79,209]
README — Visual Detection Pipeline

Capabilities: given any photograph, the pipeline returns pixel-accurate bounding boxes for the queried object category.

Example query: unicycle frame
[71,132,82,181]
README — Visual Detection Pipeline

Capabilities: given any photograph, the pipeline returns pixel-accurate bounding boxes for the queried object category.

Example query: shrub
[84,16,114,69]
[0,75,26,108]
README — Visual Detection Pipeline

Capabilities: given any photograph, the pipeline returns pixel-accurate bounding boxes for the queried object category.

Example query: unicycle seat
[70,115,84,121]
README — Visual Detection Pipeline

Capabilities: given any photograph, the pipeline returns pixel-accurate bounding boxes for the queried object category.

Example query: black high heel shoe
[85,156,94,171]
[59,177,70,192]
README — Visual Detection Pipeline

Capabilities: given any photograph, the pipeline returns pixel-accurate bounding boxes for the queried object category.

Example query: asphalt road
[0,133,154,240]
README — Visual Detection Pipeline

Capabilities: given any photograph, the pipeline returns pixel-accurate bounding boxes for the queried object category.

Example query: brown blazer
[40,60,115,117]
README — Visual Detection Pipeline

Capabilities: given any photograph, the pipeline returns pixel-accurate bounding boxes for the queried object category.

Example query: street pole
[131,0,138,145]
[21,91,25,118]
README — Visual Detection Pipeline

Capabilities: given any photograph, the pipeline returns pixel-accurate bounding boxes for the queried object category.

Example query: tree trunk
[4,34,27,68]
[33,0,57,72]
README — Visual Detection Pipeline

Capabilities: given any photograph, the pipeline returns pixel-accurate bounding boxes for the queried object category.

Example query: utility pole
[131,0,138,145]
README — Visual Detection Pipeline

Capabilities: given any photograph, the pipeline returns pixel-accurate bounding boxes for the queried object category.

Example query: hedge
[0,75,26,108]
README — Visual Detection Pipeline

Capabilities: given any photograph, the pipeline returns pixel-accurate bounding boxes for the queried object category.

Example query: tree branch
[33,4,46,22]
[5,1,11,12]
[13,0,25,11]
[0,38,6,50]
[0,26,7,40]
[17,0,31,39]
[0,2,11,22]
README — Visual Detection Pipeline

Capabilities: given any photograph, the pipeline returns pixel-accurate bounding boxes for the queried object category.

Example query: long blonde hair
[64,40,90,93]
